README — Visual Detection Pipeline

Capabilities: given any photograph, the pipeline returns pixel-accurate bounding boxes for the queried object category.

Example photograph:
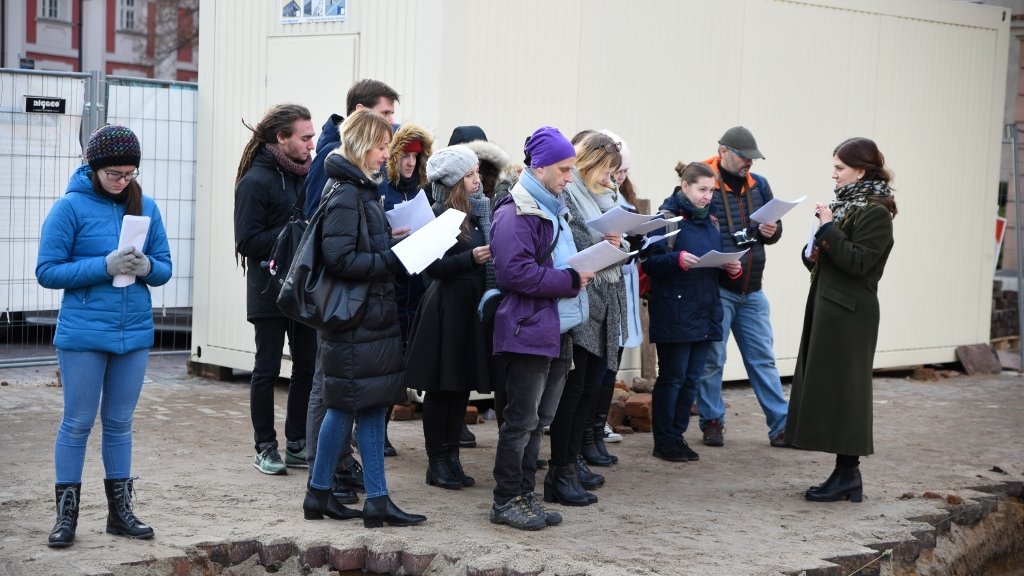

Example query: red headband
[403,139,423,154]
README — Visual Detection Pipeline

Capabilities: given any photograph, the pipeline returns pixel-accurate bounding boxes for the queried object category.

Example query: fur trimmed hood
[387,123,434,188]
[464,140,510,172]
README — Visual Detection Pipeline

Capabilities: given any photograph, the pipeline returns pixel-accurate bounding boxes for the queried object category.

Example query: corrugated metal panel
[194,0,1009,380]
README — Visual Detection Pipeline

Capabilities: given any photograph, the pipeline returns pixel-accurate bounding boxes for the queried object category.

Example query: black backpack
[264,180,337,294]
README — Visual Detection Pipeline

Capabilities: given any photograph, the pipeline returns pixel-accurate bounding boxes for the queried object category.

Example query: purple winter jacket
[490,187,581,358]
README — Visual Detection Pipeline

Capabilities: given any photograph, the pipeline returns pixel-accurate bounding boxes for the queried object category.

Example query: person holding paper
[642,162,740,463]
[786,138,897,503]
[489,126,594,530]
[697,126,789,449]
[36,125,172,547]
[546,131,625,505]
[303,109,425,528]
[406,145,491,491]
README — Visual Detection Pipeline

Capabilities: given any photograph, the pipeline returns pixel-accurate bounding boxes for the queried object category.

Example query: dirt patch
[1,357,1022,575]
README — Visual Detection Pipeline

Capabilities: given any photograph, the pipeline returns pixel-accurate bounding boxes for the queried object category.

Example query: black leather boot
[103,478,154,539]
[805,467,863,502]
[445,451,475,487]
[581,425,614,467]
[303,485,361,520]
[592,421,618,464]
[362,495,426,528]
[425,456,462,490]
[542,464,593,507]
[47,483,80,548]
[575,455,604,493]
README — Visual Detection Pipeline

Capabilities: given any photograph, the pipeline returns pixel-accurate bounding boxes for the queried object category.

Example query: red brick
[401,551,437,576]
[613,379,629,392]
[612,425,633,435]
[330,546,367,570]
[630,416,652,432]
[624,394,652,419]
[366,549,401,573]
[391,403,416,421]
[257,540,299,566]
[464,404,480,425]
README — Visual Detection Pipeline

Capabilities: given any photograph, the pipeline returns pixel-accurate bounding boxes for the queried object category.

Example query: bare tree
[131,0,199,71]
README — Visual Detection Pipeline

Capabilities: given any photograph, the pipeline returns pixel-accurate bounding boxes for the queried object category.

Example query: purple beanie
[525,126,575,169]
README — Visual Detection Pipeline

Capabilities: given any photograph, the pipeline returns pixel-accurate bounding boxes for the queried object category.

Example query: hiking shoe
[253,447,286,475]
[702,420,725,447]
[770,431,789,448]
[285,446,308,469]
[489,496,546,531]
[602,424,622,444]
[525,493,562,526]
[678,438,700,461]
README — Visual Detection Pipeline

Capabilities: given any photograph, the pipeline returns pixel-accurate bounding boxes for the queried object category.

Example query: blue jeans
[698,288,788,438]
[492,334,572,504]
[653,341,710,442]
[310,405,388,498]
[54,348,149,483]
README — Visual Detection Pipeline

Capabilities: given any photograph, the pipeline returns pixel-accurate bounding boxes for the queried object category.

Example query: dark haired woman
[642,161,741,463]
[786,137,897,503]
[37,125,172,547]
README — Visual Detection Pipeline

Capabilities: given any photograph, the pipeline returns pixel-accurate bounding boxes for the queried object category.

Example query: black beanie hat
[86,125,141,171]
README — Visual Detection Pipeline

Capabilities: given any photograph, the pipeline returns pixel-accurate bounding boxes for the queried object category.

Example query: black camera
[732,226,759,246]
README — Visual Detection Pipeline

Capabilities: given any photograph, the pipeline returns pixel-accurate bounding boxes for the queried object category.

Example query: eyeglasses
[102,169,139,182]
[592,140,622,154]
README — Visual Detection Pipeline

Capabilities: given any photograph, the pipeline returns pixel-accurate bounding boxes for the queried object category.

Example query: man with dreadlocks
[233,103,318,476]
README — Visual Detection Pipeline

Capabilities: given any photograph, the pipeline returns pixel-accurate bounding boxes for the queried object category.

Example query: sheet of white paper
[391,208,466,274]
[628,215,683,236]
[804,218,817,258]
[564,240,636,274]
[691,248,749,269]
[586,206,659,235]
[641,228,681,250]
[113,215,150,287]
[749,196,807,224]
[385,190,434,232]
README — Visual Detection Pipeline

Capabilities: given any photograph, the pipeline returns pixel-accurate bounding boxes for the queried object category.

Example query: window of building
[40,0,66,21]
[120,0,139,31]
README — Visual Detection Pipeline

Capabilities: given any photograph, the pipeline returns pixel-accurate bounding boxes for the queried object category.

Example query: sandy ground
[0,355,1021,576]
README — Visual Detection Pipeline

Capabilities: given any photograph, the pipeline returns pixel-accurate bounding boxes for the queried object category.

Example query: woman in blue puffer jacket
[642,161,740,464]
[36,125,172,548]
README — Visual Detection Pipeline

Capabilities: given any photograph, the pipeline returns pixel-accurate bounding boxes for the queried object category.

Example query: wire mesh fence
[0,69,196,367]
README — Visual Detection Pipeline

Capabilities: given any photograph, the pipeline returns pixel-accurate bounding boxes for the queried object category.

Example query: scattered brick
[613,379,629,392]
[922,491,942,500]
[912,367,938,381]
[607,402,627,428]
[631,377,655,393]
[630,416,652,433]
[899,492,915,499]
[391,403,416,421]
[624,394,652,419]
[945,494,963,505]
[464,404,480,425]
[612,425,633,435]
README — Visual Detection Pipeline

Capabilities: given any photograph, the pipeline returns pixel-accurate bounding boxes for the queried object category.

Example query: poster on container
[281,0,347,23]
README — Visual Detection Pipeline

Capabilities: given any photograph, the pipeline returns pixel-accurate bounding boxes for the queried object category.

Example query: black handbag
[276,186,371,331]
[262,185,310,294]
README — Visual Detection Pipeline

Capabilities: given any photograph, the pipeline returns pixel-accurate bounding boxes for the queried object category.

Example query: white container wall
[193,0,1009,381]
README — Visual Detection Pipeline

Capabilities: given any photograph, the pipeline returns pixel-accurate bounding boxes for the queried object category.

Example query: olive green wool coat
[785,202,894,456]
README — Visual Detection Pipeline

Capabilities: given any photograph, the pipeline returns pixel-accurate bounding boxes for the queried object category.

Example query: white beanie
[600,129,631,171]
[427,145,478,188]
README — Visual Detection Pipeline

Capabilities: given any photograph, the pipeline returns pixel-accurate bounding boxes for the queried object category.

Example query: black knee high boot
[47,483,80,548]
[104,478,154,539]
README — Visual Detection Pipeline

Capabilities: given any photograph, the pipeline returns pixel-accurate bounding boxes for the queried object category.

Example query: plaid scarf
[830,179,891,226]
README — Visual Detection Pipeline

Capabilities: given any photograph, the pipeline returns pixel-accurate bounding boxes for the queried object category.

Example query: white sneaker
[603,424,622,443]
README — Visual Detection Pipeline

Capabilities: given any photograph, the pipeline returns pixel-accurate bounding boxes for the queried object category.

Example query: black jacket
[234,147,306,321]
[304,113,344,218]
[318,153,406,411]
[706,156,782,294]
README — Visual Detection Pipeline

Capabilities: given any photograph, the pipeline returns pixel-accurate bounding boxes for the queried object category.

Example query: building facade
[2,0,197,81]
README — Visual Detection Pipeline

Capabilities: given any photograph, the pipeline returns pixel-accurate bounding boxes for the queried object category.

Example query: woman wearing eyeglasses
[543,131,626,507]
[36,125,172,547]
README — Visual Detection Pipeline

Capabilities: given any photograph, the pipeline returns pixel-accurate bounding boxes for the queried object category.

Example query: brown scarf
[265,143,311,176]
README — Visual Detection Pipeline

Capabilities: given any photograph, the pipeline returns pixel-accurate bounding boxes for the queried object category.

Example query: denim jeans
[492,334,571,504]
[305,340,354,472]
[310,405,388,498]
[652,341,710,442]
[54,348,149,483]
[697,288,788,438]
[250,317,316,452]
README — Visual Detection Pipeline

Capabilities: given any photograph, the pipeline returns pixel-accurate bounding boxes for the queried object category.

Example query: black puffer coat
[234,148,305,321]
[318,152,406,411]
